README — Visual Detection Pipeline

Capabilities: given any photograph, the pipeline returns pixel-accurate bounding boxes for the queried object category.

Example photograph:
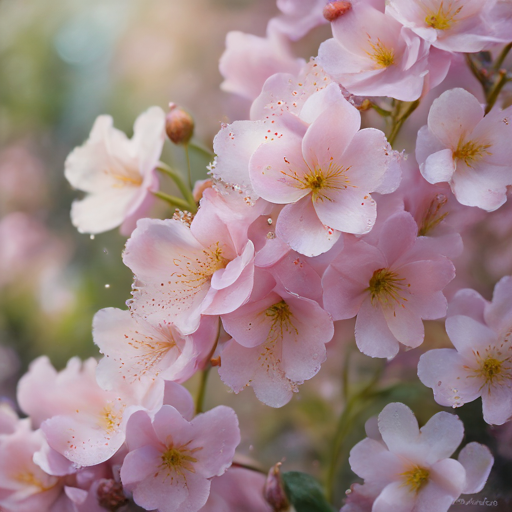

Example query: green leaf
[282,471,334,512]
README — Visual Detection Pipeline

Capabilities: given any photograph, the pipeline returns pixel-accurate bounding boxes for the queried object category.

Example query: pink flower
[318,3,451,100]
[250,89,397,256]
[17,357,164,467]
[123,192,256,335]
[416,88,512,211]
[0,403,18,436]
[418,276,512,425]
[323,211,455,358]
[268,0,329,41]
[345,402,493,512]
[0,420,66,512]
[200,467,271,512]
[386,0,497,52]
[219,28,304,102]
[120,405,240,512]
[93,308,218,389]
[65,106,165,235]
[218,286,334,407]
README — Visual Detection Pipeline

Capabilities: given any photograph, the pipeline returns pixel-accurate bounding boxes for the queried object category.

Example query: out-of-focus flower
[120,405,240,512]
[343,402,493,512]
[65,106,165,236]
[419,276,512,424]
[219,28,304,102]
[201,467,272,512]
[318,2,451,100]
[0,420,68,512]
[323,211,455,358]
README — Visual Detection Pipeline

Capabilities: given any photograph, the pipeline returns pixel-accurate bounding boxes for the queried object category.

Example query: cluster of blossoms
[3,0,512,511]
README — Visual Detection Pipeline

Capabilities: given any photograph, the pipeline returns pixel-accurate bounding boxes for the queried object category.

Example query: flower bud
[323,1,352,22]
[97,478,128,511]
[264,462,290,512]
[165,103,194,145]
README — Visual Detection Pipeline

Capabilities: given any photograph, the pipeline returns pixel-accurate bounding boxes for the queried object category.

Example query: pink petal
[448,288,487,322]
[377,402,420,458]
[383,302,425,349]
[301,95,361,171]
[481,383,512,425]
[418,349,482,408]
[421,149,456,185]
[120,445,162,490]
[427,88,484,149]
[377,211,418,266]
[276,197,341,257]
[419,412,464,464]
[349,438,403,482]
[355,298,400,358]
[372,481,416,512]
[249,129,310,204]
[485,275,512,333]
[445,315,497,357]
[458,442,493,494]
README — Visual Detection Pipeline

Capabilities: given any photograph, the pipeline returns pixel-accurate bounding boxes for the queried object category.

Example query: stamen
[418,194,448,236]
[453,139,492,167]
[424,1,463,31]
[366,37,395,68]
[367,268,408,308]
[400,466,430,493]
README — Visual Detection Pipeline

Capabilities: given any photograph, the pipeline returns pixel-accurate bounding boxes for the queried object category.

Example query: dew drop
[90,234,95,240]
[105,284,110,289]
[267,218,273,225]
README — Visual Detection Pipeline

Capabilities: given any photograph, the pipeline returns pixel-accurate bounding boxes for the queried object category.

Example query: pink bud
[264,462,290,511]
[165,103,194,145]
[323,1,352,22]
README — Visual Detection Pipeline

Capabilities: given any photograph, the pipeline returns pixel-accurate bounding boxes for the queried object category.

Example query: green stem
[342,343,353,404]
[231,461,267,475]
[152,191,192,211]
[387,100,420,147]
[485,70,509,114]
[189,140,214,158]
[325,362,386,503]
[195,367,211,415]
[184,144,193,191]
[370,102,392,117]
[157,162,197,212]
[494,42,512,72]
[465,53,488,93]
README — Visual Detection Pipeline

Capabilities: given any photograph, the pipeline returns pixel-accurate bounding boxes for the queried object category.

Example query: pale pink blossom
[17,357,164,467]
[0,403,18,436]
[211,65,336,201]
[345,402,493,512]
[416,88,512,211]
[65,106,165,235]
[219,28,304,102]
[200,467,271,512]
[218,287,334,407]
[386,0,497,53]
[250,90,397,256]
[419,276,512,424]
[318,3,451,100]
[485,1,512,42]
[323,211,455,358]
[0,420,66,512]
[268,0,328,41]
[93,308,218,389]
[120,405,240,512]
[123,192,256,335]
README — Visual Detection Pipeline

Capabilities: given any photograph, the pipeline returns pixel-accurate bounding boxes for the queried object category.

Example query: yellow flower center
[453,139,492,167]
[98,403,124,434]
[424,1,463,30]
[366,38,395,68]
[280,157,352,203]
[401,466,430,493]
[367,268,408,307]
[160,441,202,478]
